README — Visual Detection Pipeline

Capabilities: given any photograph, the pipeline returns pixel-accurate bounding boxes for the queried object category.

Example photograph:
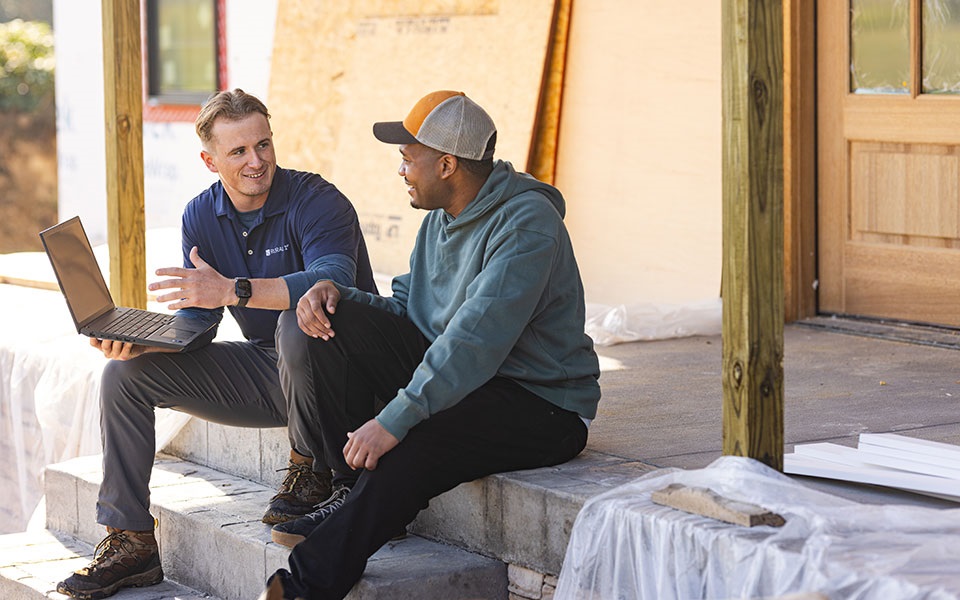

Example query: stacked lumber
[784,433,960,502]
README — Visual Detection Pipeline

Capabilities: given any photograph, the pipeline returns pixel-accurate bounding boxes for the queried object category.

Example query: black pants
[282,300,589,599]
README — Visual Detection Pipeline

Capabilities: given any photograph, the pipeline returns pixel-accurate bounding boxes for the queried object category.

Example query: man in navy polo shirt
[56,88,377,600]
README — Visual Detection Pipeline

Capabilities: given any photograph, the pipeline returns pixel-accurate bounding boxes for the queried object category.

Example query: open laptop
[39,216,215,351]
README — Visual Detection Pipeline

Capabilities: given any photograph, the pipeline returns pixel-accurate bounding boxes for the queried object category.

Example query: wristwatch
[234,277,252,307]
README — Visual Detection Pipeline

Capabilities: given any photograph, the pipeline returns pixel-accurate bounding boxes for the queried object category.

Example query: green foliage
[0,18,55,112]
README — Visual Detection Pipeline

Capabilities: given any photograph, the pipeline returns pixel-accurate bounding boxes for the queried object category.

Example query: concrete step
[163,420,659,579]
[0,529,217,600]
[40,454,508,600]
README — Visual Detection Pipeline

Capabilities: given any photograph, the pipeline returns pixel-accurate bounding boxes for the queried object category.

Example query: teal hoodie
[340,160,601,441]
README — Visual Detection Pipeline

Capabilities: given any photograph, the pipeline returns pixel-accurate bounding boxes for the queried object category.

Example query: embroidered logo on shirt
[265,244,290,257]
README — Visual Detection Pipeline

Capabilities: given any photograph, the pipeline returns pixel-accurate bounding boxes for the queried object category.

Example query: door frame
[784,0,818,322]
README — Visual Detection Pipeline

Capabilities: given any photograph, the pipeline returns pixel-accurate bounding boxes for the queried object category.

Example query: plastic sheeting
[556,456,960,600]
[585,298,722,346]
[0,284,202,533]
[0,229,234,533]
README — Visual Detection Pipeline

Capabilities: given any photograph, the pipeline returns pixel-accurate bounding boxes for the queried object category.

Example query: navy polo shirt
[180,167,376,347]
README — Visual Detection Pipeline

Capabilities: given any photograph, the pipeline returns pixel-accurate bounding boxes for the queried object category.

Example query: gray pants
[96,310,321,531]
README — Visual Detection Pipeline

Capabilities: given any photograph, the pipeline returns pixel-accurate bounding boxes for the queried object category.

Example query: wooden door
[819,0,960,327]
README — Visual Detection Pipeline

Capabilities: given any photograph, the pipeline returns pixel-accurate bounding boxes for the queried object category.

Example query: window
[146,0,219,105]
[850,0,960,95]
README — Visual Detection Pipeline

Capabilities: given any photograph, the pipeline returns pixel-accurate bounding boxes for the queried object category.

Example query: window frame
[143,0,227,120]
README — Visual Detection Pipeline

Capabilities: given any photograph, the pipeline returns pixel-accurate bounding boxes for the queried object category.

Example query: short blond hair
[195,88,270,145]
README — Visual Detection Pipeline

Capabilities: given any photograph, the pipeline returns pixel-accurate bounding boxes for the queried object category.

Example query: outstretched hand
[296,280,341,340]
[149,246,231,309]
[343,419,399,470]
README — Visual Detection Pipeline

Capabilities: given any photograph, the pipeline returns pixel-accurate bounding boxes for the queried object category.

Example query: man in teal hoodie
[260,90,601,600]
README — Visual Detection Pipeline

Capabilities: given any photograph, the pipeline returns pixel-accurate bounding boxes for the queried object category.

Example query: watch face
[236,278,252,297]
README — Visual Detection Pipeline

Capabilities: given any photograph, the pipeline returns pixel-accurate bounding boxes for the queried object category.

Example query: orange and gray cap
[373,90,496,161]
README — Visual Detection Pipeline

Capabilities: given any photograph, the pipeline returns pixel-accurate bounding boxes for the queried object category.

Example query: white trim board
[793,442,960,479]
[784,451,960,503]
[858,433,960,466]
[859,442,960,470]
[853,444,960,479]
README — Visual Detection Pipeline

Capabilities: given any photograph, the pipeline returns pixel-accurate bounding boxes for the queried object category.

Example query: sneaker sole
[57,566,164,600]
[271,528,407,550]
[271,528,306,548]
[262,509,310,525]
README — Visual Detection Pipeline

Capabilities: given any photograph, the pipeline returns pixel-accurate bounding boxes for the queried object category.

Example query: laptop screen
[40,217,114,329]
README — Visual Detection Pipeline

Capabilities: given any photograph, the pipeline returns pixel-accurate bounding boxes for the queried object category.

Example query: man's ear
[438,154,458,179]
[200,150,218,174]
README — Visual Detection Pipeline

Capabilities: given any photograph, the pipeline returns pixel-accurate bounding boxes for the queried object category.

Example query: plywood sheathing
[268,0,557,276]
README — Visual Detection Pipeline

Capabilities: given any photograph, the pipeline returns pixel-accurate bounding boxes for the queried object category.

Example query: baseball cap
[373,90,497,160]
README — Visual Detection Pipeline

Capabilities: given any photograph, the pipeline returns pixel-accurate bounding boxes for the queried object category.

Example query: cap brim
[373,121,418,145]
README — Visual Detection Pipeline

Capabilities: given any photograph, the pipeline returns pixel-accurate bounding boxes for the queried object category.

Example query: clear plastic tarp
[585,298,721,346]
[0,229,234,533]
[556,456,960,600]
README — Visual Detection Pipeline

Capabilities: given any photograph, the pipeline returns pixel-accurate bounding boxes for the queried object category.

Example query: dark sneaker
[262,458,333,525]
[56,528,163,600]
[258,569,306,600]
[271,483,352,547]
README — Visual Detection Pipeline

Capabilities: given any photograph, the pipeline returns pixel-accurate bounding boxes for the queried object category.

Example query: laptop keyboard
[108,309,176,338]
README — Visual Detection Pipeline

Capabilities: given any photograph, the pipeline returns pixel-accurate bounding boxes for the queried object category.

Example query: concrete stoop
[3,419,657,600]
[28,454,507,600]
[164,421,659,581]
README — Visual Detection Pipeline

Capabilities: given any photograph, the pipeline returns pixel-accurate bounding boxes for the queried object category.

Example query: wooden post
[102,0,146,309]
[721,0,785,470]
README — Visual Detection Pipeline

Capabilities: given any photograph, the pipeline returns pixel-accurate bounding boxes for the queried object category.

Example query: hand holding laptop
[89,335,153,360]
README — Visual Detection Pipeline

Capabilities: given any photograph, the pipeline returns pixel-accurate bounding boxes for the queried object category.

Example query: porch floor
[592,317,960,507]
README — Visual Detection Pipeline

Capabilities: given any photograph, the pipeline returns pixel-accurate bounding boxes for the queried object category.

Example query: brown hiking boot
[56,527,163,599]
[261,449,333,525]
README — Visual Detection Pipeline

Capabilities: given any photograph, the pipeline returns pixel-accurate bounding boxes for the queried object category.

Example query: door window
[923,0,960,94]
[850,0,909,94]
[851,0,960,95]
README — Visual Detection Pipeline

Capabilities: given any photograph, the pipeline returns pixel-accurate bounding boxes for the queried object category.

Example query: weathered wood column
[102,0,146,309]
[721,0,785,469]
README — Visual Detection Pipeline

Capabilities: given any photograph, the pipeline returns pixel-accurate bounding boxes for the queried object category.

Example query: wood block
[651,483,786,527]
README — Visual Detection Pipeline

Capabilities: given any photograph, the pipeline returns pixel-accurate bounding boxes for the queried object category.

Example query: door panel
[818,0,960,326]
[851,142,960,243]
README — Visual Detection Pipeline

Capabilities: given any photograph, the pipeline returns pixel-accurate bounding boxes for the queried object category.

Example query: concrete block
[44,455,104,544]
[259,427,289,488]
[162,417,208,465]
[42,461,80,538]
[159,506,267,600]
[348,536,507,600]
[508,563,544,599]
[164,422,290,490]
[206,424,262,483]
[413,479,494,548]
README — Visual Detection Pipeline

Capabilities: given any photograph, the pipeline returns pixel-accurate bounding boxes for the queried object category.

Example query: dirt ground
[0,107,58,254]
